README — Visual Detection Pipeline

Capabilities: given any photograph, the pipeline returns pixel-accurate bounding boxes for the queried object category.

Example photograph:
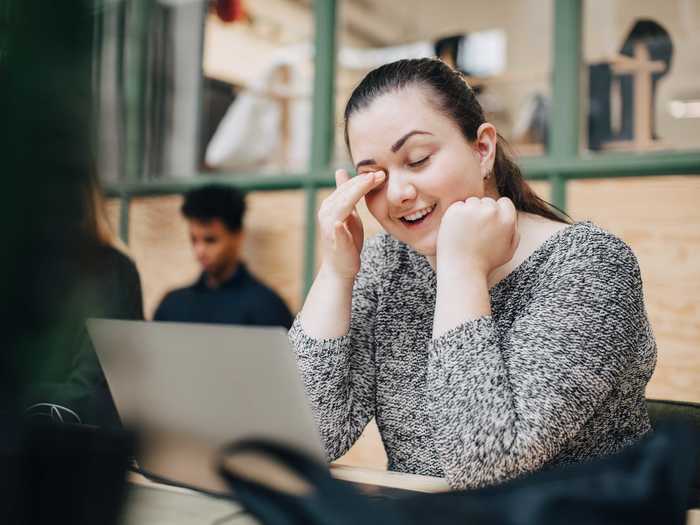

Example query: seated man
[154,185,293,329]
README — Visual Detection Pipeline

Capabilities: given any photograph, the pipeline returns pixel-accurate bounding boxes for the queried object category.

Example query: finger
[346,212,364,251]
[464,196,481,207]
[480,198,498,215]
[330,170,381,204]
[332,171,385,221]
[445,200,464,213]
[321,171,373,223]
[497,197,517,224]
[332,220,354,251]
[335,169,351,188]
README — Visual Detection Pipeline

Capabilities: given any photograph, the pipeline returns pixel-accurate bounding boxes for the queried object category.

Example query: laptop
[88,318,421,501]
[87,318,327,495]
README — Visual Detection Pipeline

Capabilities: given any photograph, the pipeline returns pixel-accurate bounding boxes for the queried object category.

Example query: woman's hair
[76,169,127,252]
[343,58,570,224]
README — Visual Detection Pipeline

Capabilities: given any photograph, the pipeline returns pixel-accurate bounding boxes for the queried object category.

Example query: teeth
[403,205,434,222]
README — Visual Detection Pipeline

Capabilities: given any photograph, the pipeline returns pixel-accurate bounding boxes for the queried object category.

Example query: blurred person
[154,184,293,329]
[1,3,136,522]
[22,172,144,428]
[290,58,657,490]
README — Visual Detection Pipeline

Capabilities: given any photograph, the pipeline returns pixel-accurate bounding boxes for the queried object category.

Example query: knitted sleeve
[288,235,385,461]
[427,231,654,489]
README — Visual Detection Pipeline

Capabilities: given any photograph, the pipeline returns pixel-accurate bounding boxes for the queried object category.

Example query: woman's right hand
[317,169,386,280]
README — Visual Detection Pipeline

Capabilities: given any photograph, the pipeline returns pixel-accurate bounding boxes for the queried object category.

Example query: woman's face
[347,85,497,256]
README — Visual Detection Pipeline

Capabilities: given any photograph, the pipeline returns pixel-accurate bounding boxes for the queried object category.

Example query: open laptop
[87,318,327,495]
[88,318,422,501]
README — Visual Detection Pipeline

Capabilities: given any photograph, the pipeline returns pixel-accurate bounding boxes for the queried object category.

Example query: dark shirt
[24,242,144,428]
[153,264,293,329]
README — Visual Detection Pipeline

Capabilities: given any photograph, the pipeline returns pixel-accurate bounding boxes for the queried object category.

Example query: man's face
[187,218,242,276]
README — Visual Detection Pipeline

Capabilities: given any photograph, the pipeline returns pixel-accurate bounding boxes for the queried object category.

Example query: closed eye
[408,156,430,168]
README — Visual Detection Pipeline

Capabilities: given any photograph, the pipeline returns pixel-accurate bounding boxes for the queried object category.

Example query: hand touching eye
[317,169,386,279]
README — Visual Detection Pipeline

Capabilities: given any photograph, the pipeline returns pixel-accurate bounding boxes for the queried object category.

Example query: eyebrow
[355,130,433,169]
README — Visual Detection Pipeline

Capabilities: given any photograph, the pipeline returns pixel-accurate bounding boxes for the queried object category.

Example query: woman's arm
[300,168,386,339]
[427,235,655,489]
[290,235,385,461]
[289,169,385,460]
[433,196,518,337]
[298,264,355,339]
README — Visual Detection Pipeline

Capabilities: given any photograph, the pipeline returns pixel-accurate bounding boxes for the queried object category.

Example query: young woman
[289,58,656,489]
[23,172,143,428]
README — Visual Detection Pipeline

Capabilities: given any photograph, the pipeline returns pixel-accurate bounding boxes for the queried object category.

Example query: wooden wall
[567,176,700,403]
[107,176,700,469]
[107,191,306,317]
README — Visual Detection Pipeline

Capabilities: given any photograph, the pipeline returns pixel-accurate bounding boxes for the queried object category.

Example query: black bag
[217,440,404,525]
[217,424,699,525]
[1,422,134,525]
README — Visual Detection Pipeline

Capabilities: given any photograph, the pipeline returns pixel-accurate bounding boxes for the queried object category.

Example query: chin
[388,229,437,256]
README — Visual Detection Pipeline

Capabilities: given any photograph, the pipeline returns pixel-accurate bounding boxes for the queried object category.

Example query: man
[154,185,293,329]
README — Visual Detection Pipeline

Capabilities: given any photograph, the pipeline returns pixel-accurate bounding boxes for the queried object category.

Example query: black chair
[647,398,700,508]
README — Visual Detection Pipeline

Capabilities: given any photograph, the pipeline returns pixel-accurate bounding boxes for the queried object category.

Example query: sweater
[289,221,657,489]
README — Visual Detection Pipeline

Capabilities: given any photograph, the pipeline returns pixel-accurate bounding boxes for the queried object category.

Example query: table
[123,464,448,524]
[123,467,700,524]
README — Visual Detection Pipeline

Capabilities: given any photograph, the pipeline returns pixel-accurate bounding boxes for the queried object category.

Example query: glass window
[98,1,211,182]
[201,1,314,175]
[333,0,554,167]
[97,0,315,182]
[584,0,700,153]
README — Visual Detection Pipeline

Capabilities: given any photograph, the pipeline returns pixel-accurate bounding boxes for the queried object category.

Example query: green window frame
[104,0,700,302]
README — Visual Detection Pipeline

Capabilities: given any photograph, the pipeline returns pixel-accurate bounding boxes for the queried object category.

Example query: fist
[437,196,519,277]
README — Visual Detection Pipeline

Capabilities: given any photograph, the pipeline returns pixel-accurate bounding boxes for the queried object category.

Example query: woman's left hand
[436,196,520,279]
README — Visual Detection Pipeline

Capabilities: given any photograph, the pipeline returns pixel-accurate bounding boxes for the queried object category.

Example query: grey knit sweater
[289,221,657,489]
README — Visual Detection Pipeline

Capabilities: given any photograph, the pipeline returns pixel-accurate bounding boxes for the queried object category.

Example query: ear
[474,123,497,178]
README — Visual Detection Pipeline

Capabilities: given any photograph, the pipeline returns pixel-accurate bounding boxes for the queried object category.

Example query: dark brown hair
[181,184,247,232]
[343,58,569,224]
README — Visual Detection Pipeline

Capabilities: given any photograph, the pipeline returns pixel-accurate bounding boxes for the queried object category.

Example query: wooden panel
[239,191,305,313]
[107,191,304,319]
[568,176,700,404]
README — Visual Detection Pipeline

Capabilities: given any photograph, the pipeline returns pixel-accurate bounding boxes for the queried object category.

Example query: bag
[217,424,699,525]
[217,440,404,525]
[1,421,134,525]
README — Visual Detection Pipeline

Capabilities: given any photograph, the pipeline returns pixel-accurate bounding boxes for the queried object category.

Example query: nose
[385,170,417,208]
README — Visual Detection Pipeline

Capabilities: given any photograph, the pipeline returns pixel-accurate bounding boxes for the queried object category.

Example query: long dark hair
[343,58,570,224]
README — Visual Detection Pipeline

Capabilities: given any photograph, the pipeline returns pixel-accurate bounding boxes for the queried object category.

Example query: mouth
[398,204,436,228]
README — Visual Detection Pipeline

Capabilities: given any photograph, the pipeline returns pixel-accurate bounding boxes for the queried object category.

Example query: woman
[23,172,143,428]
[289,58,657,490]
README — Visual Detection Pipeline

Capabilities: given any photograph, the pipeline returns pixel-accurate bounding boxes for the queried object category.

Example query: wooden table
[123,464,449,524]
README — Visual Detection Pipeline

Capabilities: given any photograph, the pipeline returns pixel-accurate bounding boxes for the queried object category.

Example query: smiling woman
[287,58,658,490]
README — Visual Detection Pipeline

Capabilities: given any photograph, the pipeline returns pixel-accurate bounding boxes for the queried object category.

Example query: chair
[647,398,700,508]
